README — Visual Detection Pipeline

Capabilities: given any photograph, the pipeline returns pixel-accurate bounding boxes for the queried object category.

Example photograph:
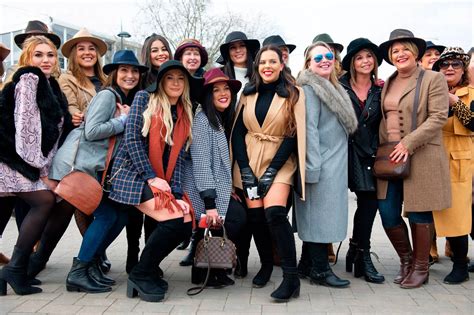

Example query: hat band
[207,76,230,85]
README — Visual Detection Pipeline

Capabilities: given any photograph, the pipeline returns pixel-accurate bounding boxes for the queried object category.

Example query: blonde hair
[388,41,419,63]
[349,48,379,85]
[304,41,339,86]
[141,72,193,148]
[18,35,60,78]
[67,44,106,88]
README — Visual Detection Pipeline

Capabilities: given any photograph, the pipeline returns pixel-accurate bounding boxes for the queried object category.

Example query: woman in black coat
[339,38,385,283]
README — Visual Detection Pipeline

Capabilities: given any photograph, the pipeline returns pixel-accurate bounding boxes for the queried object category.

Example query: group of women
[0,20,473,303]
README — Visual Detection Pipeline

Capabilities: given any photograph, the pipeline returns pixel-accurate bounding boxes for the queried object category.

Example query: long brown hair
[67,44,106,88]
[140,34,173,88]
[252,45,299,136]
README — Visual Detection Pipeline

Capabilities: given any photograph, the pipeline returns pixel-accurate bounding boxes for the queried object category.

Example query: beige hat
[61,28,107,58]
[0,43,10,62]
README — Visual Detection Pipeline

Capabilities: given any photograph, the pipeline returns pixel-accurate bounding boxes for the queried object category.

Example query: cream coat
[377,67,451,212]
[59,71,96,115]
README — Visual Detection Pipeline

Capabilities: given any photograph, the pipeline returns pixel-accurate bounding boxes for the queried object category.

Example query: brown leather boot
[0,252,10,265]
[384,222,412,284]
[401,223,432,289]
[328,244,336,263]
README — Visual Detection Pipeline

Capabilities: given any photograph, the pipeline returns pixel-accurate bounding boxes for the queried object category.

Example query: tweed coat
[183,111,232,219]
[377,67,451,212]
[433,86,474,236]
[49,88,124,180]
[59,71,96,115]
[294,70,358,243]
[231,85,306,200]
[108,91,185,206]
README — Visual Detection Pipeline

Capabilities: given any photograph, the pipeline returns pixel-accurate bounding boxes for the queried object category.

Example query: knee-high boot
[250,207,273,287]
[125,208,143,274]
[443,235,469,284]
[264,206,300,302]
[400,223,432,288]
[384,222,412,284]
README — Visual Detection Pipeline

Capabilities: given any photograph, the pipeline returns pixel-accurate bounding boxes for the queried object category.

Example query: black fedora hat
[262,35,296,53]
[215,54,225,65]
[103,50,148,75]
[14,20,61,49]
[146,60,204,101]
[174,38,209,68]
[219,31,260,62]
[342,38,383,71]
[379,29,426,65]
[312,33,344,53]
[425,41,446,54]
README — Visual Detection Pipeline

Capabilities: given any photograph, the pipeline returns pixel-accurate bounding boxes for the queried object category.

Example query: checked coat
[183,111,233,219]
[108,90,185,205]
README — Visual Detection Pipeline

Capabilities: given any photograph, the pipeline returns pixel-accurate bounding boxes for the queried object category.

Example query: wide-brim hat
[379,29,426,65]
[262,35,296,53]
[432,47,471,72]
[103,50,148,75]
[14,20,61,49]
[174,39,208,68]
[61,28,108,58]
[312,33,344,53]
[0,43,11,62]
[219,31,260,62]
[201,67,242,99]
[425,41,445,54]
[215,54,225,65]
[342,38,383,71]
[146,60,204,101]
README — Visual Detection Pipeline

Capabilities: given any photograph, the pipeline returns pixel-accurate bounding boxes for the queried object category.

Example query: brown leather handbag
[373,70,425,180]
[187,225,237,296]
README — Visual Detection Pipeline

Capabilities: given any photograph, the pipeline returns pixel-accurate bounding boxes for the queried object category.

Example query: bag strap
[410,69,425,132]
[101,136,116,185]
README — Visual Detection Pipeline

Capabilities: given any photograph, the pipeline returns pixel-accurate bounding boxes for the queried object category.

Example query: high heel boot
[384,222,412,284]
[0,246,42,295]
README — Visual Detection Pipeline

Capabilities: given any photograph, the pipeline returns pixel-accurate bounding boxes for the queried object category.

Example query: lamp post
[117,31,131,50]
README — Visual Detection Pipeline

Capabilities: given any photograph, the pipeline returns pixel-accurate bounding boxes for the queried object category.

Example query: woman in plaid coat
[108,60,203,302]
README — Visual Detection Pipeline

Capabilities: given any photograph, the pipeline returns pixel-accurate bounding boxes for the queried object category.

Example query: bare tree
[136,0,269,66]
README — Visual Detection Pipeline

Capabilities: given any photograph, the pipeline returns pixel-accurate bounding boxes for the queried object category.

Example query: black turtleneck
[88,76,102,92]
[233,81,296,172]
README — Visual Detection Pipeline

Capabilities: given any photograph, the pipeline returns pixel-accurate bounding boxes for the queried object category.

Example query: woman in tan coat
[432,47,473,284]
[232,45,305,302]
[377,29,450,289]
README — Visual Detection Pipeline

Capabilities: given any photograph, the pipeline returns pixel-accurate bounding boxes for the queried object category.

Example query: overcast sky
[1,0,472,78]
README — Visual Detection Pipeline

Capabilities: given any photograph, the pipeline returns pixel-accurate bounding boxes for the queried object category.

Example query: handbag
[187,224,237,296]
[54,132,115,215]
[373,70,425,180]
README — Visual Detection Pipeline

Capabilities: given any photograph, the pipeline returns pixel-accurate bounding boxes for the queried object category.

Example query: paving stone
[10,300,50,313]
[38,303,83,314]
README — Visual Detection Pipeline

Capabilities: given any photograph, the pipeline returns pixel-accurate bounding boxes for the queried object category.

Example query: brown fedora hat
[0,43,11,62]
[379,29,426,65]
[61,28,108,58]
[14,20,61,49]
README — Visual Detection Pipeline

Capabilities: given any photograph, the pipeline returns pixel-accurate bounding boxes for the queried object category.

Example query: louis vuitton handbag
[187,224,237,296]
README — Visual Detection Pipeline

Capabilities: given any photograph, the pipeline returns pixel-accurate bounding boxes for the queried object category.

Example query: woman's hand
[41,177,58,191]
[389,142,409,163]
[176,199,190,215]
[71,112,84,127]
[117,104,130,116]
[147,177,171,192]
[205,209,222,226]
[448,93,459,107]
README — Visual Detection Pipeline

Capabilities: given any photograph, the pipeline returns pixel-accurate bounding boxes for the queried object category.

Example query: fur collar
[297,69,358,134]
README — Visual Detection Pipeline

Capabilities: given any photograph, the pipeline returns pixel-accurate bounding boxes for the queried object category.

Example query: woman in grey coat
[295,41,358,288]
[183,67,246,288]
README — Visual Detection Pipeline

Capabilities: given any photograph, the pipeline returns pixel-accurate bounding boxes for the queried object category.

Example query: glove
[257,167,278,198]
[240,167,259,200]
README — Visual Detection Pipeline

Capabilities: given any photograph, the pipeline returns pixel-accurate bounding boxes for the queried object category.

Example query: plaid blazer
[108,91,185,205]
[183,111,232,218]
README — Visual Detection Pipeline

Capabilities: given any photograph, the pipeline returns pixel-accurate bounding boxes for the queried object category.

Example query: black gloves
[257,167,278,198]
[240,167,259,200]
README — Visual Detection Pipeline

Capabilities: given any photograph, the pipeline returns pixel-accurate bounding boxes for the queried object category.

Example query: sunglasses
[313,52,334,63]
[439,59,464,70]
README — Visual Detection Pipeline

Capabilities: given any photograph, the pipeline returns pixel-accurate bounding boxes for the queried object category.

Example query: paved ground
[1,192,473,314]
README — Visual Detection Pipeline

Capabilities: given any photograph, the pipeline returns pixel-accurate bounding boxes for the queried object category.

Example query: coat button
[400,123,404,126]
[399,116,403,120]
[398,110,402,113]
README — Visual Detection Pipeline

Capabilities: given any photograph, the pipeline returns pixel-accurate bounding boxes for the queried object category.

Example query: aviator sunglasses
[439,59,464,70]
[313,52,334,63]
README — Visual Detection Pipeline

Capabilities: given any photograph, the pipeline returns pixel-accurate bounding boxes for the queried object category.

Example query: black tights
[13,191,55,252]
[351,191,378,249]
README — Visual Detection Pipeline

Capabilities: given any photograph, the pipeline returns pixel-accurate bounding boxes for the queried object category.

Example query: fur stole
[297,69,358,134]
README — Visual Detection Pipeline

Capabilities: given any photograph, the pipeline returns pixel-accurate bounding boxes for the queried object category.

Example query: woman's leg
[125,208,143,274]
[0,197,16,265]
[13,199,29,231]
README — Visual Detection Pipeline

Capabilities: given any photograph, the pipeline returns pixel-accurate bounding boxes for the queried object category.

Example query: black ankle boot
[0,246,42,296]
[99,252,111,273]
[443,236,469,284]
[271,267,300,302]
[444,261,469,284]
[66,257,111,293]
[310,268,350,288]
[88,258,116,286]
[353,249,385,283]
[234,257,248,278]
[180,229,201,267]
[345,238,357,273]
[252,264,273,288]
[308,242,350,288]
[297,242,311,279]
[26,242,51,279]
[214,269,235,286]
[127,275,166,302]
